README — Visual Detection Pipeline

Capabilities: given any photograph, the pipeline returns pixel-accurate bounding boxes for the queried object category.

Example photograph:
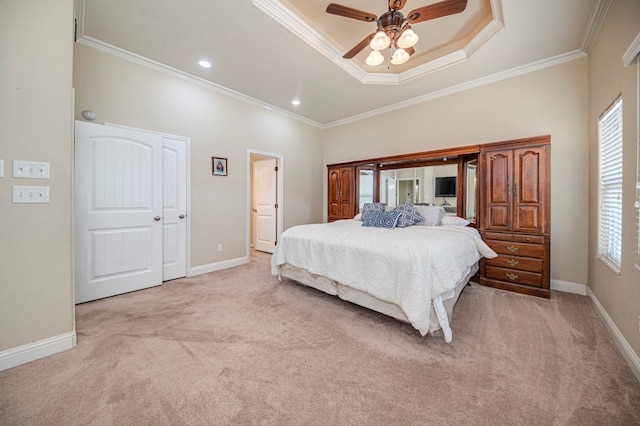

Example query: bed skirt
[278,263,478,341]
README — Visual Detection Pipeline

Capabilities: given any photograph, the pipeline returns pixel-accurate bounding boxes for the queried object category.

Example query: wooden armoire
[479,136,551,298]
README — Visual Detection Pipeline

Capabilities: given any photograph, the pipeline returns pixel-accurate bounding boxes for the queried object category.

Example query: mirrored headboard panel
[330,144,481,224]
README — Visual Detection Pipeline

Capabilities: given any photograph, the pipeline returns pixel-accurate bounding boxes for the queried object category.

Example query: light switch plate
[12,185,50,203]
[0,159,4,178]
[13,160,50,179]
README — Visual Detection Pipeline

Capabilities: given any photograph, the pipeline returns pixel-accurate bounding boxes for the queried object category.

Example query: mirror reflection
[358,169,374,209]
[465,160,477,221]
[379,164,458,211]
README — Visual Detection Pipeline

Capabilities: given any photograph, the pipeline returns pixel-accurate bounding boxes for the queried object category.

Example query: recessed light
[198,60,212,68]
[291,99,301,106]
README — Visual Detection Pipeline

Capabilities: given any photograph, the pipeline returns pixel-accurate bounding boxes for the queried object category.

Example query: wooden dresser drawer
[485,255,543,273]
[485,266,543,288]
[484,232,544,244]
[486,240,544,258]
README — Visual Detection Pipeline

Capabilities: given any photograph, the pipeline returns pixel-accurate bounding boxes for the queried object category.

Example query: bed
[271,206,497,342]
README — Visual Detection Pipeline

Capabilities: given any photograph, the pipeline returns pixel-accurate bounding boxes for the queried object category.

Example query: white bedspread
[271,220,497,336]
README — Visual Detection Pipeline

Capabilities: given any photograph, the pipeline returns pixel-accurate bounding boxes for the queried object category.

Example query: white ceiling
[76,0,604,127]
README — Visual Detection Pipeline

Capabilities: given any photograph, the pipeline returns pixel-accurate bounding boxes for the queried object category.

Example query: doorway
[248,150,283,258]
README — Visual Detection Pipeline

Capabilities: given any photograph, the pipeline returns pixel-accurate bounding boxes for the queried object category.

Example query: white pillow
[353,213,362,221]
[441,215,470,227]
[414,205,445,226]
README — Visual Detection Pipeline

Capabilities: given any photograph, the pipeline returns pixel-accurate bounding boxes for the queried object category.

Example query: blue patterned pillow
[394,200,425,228]
[361,202,386,221]
[362,210,401,229]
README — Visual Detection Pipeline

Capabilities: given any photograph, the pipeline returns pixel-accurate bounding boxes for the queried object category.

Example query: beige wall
[323,59,590,288]
[73,45,324,268]
[0,0,75,350]
[588,0,640,358]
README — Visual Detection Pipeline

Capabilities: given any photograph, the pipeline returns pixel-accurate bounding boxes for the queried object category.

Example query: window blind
[598,96,623,272]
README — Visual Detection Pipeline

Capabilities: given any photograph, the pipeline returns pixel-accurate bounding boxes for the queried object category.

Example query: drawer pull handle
[506,245,519,253]
[506,259,519,266]
[506,273,519,281]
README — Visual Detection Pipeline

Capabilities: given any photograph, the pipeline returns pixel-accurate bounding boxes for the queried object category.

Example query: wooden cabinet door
[338,167,353,218]
[482,149,512,231]
[328,167,342,220]
[513,146,547,234]
[327,166,354,221]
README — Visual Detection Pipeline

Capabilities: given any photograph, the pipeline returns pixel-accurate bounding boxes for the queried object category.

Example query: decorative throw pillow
[414,205,446,226]
[441,215,470,227]
[362,210,401,229]
[361,202,386,221]
[394,200,425,228]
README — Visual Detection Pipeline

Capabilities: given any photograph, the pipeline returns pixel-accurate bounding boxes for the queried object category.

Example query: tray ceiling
[76,0,603,126]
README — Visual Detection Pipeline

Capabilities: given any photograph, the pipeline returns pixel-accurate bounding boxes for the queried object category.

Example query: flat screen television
[435,176,457,197]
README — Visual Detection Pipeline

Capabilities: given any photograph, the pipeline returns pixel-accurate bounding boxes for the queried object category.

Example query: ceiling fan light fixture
[390,48,410,65]
[365,50,385,66]
[369,30,391,51]
[396,28,419,49]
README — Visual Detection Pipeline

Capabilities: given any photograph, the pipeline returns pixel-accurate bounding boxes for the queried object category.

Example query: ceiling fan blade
[406,0,467,24]
[326,3,377,22]
[343,33,376,59]
[389,0,408,10]
[405,46,416,56]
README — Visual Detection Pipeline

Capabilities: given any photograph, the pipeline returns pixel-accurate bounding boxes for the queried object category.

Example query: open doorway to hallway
[248,150,283,261]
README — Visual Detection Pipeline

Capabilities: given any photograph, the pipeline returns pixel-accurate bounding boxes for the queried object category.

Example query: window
[598,96,623,272]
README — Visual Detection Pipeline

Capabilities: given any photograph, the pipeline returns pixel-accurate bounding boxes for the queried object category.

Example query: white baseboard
[587,287,640,383]
[0,331,77,372]
[189,256,249,277]
[551,279,587,296]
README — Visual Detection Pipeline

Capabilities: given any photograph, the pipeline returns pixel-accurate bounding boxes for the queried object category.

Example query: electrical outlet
[217,243,223,252]
[12,185,50,203]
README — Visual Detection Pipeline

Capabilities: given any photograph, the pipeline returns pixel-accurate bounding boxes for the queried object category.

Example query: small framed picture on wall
[212,157,228,176]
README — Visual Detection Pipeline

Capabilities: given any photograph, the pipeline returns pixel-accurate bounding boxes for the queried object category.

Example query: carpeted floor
[1,251,639,425]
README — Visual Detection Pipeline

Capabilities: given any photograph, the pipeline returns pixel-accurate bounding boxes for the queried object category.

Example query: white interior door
[75,121,163,303]
[253,158,277,253]
[162,137,187,281]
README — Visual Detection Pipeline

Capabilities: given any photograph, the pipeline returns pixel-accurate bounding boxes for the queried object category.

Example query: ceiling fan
[326,0,468,66]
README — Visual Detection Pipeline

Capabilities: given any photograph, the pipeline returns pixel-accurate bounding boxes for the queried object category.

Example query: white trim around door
[247,149,284,260]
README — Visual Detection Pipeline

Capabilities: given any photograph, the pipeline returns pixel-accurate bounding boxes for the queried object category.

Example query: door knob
[179,214,185,219]
[154,216,161,221]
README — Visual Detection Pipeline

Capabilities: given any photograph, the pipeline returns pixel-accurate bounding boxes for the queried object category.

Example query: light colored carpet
[1,251,639,425]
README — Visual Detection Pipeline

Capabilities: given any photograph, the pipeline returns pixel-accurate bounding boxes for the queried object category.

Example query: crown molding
[623,32,640,67]
[326,49,587,128]
[75,36,324,129]
[253,0,505,85]
[252,0,368,83]
[581,0,612,53]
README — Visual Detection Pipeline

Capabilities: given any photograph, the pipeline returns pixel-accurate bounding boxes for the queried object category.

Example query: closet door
[162,137,188,280]
[75,121,163,303]
[482,149,512,231]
